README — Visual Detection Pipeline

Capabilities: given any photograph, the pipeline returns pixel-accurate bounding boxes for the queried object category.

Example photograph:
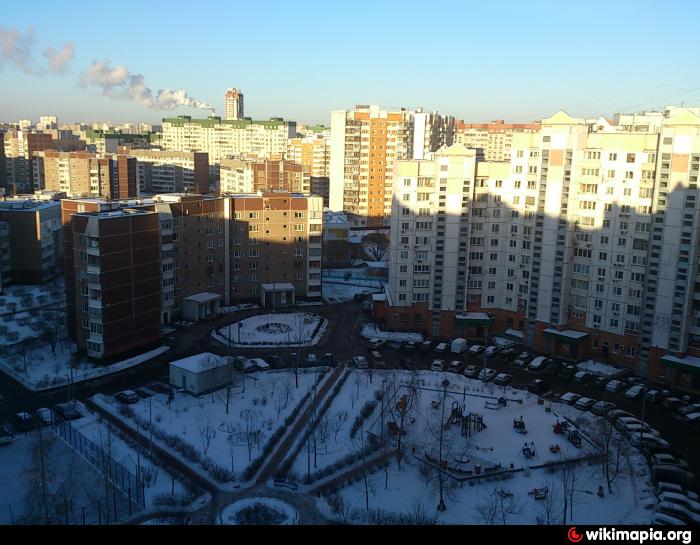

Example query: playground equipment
[528,487,549,500]
[513,415,527,434]
[443,401,487,437]
[521,441,538,459]
[568,429,582,448]
[484,397,507,410]
[484,463,502,473]
[497,489,513,499]
[552,420,570,435]
[549,443,561,453]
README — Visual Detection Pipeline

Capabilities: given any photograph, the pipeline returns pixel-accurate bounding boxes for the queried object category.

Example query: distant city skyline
[2,0,700,125]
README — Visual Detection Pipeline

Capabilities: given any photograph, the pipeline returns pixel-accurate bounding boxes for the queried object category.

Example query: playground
[316,369,657,525]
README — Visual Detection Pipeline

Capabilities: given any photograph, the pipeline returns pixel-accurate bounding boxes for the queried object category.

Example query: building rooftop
[184,292,222,304]
[170,352,231,374]
[0,198,60,212]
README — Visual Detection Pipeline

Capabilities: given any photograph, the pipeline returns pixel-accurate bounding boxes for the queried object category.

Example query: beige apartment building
[220,156,310,195]
[224,88,244,121]
[161,116,296,163]
[454,119,541,161]
[123,149,210,194]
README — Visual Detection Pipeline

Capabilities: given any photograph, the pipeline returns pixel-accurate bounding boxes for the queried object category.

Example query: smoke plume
[81,59,215,112]
[43,42,76,74]
[0,26,40,75]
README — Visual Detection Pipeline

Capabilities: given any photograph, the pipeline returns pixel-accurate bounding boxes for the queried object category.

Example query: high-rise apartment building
[225,88,245,120]
[454,119,541,161]
[413,109,455,160]
[230,192,323,304]
[329,105,414,225]
[0,196,63,283]
[161,116,295,162]
[219,157,310,194]
[3,129,55,194]
[124,149,210,194]
[287,134,330,205]
[39,151,138,199]
[381,107,700,392]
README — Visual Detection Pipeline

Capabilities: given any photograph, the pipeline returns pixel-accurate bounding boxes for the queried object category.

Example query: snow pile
[360,323,423,343]
[212,312,329,348]
[576,359,624,377]
[323,283,379,303]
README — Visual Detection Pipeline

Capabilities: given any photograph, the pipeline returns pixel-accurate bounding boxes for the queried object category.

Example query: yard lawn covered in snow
[0,428,126,524]
[95,369,323,482]
[287,369,385,478]
[576,359,624,378]
[0,280,65,346]
[361,323,423,343]
[322,283,379,303]
[314,370,657,525]
[72,411,195,509]
[0,344,169,391]
[212,312,329,348]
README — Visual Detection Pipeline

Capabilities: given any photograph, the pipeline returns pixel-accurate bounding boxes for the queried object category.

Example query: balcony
[86,245,100,256]
[88,299,102,310]
[87,307,102,319]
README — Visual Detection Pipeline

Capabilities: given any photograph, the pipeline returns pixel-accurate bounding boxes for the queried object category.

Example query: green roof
[162,117,294,129]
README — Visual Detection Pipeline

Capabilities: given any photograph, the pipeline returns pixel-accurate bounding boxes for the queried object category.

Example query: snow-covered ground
[576,359,624,377]
[0,344,169,391]
[0,280,65,346]
[212,312,329,348]
[218,304,259,314]
[322,283,379,303]
[312,369,657,525]
[322,268,387,289]
[219,497,298,525]
[361,323,423,343]
[94,369,324,481]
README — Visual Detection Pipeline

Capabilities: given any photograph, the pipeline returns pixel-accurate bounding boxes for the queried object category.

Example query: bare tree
[325,493,354,524]
[362,232,389,262]
[198,416,216,456]
[534,481,560,525]
[235,409,262,461]
[214,356,237,415]
[475,487,523,525]
[591,419,629,494]
[38,309,65,356]
[408,499,438,525]
[329,410,347,443]
[275,378,293,418]
[559,461,584,524]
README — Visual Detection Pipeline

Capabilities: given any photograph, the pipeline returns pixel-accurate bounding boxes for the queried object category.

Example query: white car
[623,384,645,399]
[574,397,596,411]
[35,407,52,426]
[468,344,485,355]
[605,379,626,393]
[477,367,497,381]
[485,346,500,357]
[559,392,581,405]
[352,356,368,369]
[448,360,462,373]
[248,358,270,371]
[528,356,549,372]
[431,359,445,372]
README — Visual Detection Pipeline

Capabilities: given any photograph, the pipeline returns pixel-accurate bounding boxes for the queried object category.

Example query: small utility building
[169,352,234,395]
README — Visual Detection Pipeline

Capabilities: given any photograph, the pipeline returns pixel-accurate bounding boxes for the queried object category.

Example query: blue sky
[1,0,699,125]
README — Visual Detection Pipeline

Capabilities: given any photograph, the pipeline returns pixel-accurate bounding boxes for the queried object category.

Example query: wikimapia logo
[567,527,692,544]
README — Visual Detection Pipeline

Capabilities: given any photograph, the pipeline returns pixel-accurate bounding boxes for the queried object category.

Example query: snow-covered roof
[365,261,389,269]
[661,354,700,372]
[371,293,387,302]
[504,328,524,339]
[184,292,222,304]
[261,282,295,290]
[170,352,230,373]
[542,328,588,339]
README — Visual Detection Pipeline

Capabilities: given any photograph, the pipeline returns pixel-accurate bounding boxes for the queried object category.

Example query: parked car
[0,423,14,446]
[656,482,699,501]
[574,397,596,411]
[431,359,445,372]
[448,360,463,374]
[267,355,285,368]
[559,392,581,405]
[371,351,386,369]
[645,389,664,403]
[12,412,35,432]
[242,359,258,372]
[558,365,577,381]
[485,346,500,358]
[512,352,531,368]
[543,360,564,376]
[434,342,449,355]
[352,355,368,369]
[53,402,83,421]
[400,357,415,370]
[498,348,516,363]
[468,344,485,356]
[34,407,52,426]
[478,368,497,382]
[249,358,270,371]
[321,353,334,366]
[527,356,550,373]
[420,340,434,353]
[623,385,646,400]
[305,353,319,366]
[573,371,594,384]
[684,412,700,427]
[116,390,140,404]
[655,501,700,524]
[527,379,551,395]
[590,376,609,390]
[605,409,635,423]
[404,341,418,352]
[677,403,700,416]
[651,454,691,471]
[368,338,386,351]
[662,397,687,411]
[657,492,700,515]
[631,434,670,450]
[463,364,479,379]
[591,400,616,416]
[493,373,513,386]
[606,379,627,393]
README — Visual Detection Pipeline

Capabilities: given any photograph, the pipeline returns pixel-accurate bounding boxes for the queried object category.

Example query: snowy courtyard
[360,323,423,343]
[322,283,379,303]
[211,312,329,348]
